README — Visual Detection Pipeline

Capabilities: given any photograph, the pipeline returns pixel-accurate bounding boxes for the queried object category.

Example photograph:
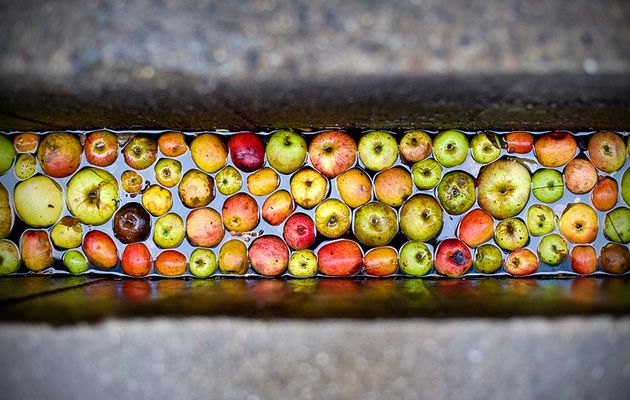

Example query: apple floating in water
[189,248,217,278]
[37,132,82,178]
[558,203,598,244]
[471,132,501,164]
[434,239,472,277]
[178,169,215,209]
[14,175,64,228]
[526,204,555,236]
[122,136,158,170]
[13,133,39,154]
[473,244,503,274]
[290,168,328,209]
[21,230,54,272]
[587,130,626,173]
[411,158,443,190]
[317,239,363,277]
[83,230,118,269]
[353,201,398,246]
[314,199,351,239]
[308,130,357,178]
[398,241,433,276]
[283,213,316,250]
[570,245,597,275]
[266,130,307,174]
[249,235,289,277]
[218,239,248,275]
[50,216,83,249]
[215,166,242,195]
[537,234,568,266]
[363,247,398,276]
[155,250,187,276]
[228,132,265,172]
[288,249,318,278]
[494,218,529,251]
[186,207,224,247]
[436,170,476,215]
[113,203,151,244]
[336,168,372,208]
[0,182,13,239]
[399,194,443,242]
[262,190,295,226]
[433,130,469,167]
[358,130,398,171]
[534,132,577,167]
[0,239,21,275]
[531,168,564,204]
[477,159,531,219]
[222,193,259,233]
[84,130,119,167]
[599,243,630,274]
[603,207,630,244]
[153,213,185,249]
[66,168,119,226]
[591,177,618,211]
[63,250,88,274]
[158,132,188,157]
[399,130,432,164]
[14,154,36,180]
[505,248,539,276]
[374,167,413,208]
[190,133,227,173]
[121,243,153,277]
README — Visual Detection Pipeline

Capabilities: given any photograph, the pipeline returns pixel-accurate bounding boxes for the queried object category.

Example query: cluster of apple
[0,128,628,278]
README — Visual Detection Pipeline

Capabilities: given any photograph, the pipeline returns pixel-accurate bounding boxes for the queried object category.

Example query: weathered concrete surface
[1,317,629,400]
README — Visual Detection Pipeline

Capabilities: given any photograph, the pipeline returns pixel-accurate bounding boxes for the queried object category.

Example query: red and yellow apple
[83,230,118,269]
[457,208,494,247]
[558,203,598,244]
[249,235,289,276]
[222,193,259,232]
[37,132,82,178]
[186,207,224,247]
[121,243,153,277]
[534,132,577,167]
[155,250,187,276]
[317,239,362,276]
[262,190,295,225]
[308,130,357,178]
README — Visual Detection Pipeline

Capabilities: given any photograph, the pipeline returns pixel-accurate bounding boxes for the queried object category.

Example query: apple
[222,193,259,232]
[121,170,145,194]
[604,207,630,243]
[434,239,472,277]
[158,131,188,157]
[374,166,413,207]
[0,134,16,175]
[534,132,577,167]
[336,168,372,208]
[526,204,555,236]
[14,175,63,228]
[249,235,289,276]
[399,130,432,164]
[178,169,215,208]
[0,239,21,274]
[531,168,564,203]
[477,159,531,219]
[283,213,316,250]
[398,241,432,276]
[186,207,225,247]
[411,158,443,190]
[308,130,357,178]
[155,250,187,276]
[599,243,630,274]
[189,248,217,277]
[153,213,185,248]
[84,130,118,167]
[358,130,398,171]
[191,133,228,173]
[504,249,539,276]
[503,131,533,154]
[228,132,265,172]
[142,184,173,216]
[121,243,153,277]
[113,203,151,243]
[353,201,398,246]
[399,194,443,242]
[14,153,36,180]
[247,167,279,196]
[433,130,469,167]
[592,177,618,211]
[315,199,351,239]
[122,136,158,170]
[317,239,362,276]
[67,167,119,225]
[154,158,182,188]
[50,216,83,249]
[288,249,318,277]
[570,245,597,274]
[437,171,476,215]
[63,250,88,274]
[623,168,630,206]
[83,230,118,269]
[21,230,54,271]
[457,208,494,247]
[37,132,82,178]
[266,130,307,174]
[0,182,13,239]
[290,168,328,209]
[471,132,501,163]
[363,246,398,276]
[588,130,626,173]
[564,158,597,194]
[262,190,295,225]
[494,218,529,251]
[13,133,39,154]
[218,239,248,275]
[558,203,598,244]
[537,234,568,266]
[215,166,242,195]
[473,243,503,273]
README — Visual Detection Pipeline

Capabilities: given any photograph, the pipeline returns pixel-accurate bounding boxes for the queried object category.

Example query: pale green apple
[399,241,433,276]
[0,134,16,175]
[0,239,21,274]
[63,250,88,274]
[50,216,83,249]
[153,213,185,248]
[14,175,63,228]
[66,167,119,225]
[266,130,307,174]
[189,248,217,277]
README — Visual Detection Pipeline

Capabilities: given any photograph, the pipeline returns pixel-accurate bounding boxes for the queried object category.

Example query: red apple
[570,245,597,275]
[504,131,533,154]
[83,230,118,269]
[262,190,295,225]
[434,239,472,277]
[123,136,158,170]
[588,131,626,173]
[186,207,225,247]
[504,248,539,276]
[308,130,357,178]
[283,213,316,250]
[457,208,494,247]
[222,193,259,233]
[37,132,82,178]
[21,230,54,271]
[155,250,187,276]
[84,130,119,167]
[591,177,618,211]
[121,243,153,277]
[317,239,362,276]
[249,235,289,276]
[228,132,265,172]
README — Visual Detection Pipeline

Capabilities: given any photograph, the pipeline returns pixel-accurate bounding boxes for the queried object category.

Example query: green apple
[622,168,630,206]
[153,213,185,248]
[532,168,564,203]
[537,234,568,266]
[473,244,503,273]
[471,132,501,164]
[50,216,83,249]
[399,194,443,242]
[436,171,476,215]
[411,158,443,190]
[399,241,433,276]
[604,207,630,243]
[353,201,399,246]
[14,153,37,180]
[0,239,21,274]
[526,204,555,236]
[66,167,119,225]
[494,218,529,251]
[433,130,469,167]
[0,134,16,175]
[154,158,182,188]
[266,130,307,174]
[0,182,12,239]
[288,249,318,277]
[358,131,398,171]
[215,166,243,195]
[14,175,63,228]
[189,248,217,277]
[63,250,88,274]
[477,159,531,219]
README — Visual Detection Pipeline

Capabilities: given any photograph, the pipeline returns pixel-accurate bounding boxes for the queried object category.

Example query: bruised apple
[228,132,265,172]
[37,132,82,178]
[0,183,11,239]
[13,133,39,153]
[178,169,215,208]
[599,243,630,274]
[113,203,151,244]
[563,158,597,194]
[434,239,472,277]
[317,239,362,276]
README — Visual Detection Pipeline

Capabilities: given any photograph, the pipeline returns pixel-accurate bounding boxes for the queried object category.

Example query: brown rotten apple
[308,131,357,178]
[477,159,531,219]
[178,169,215,208]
